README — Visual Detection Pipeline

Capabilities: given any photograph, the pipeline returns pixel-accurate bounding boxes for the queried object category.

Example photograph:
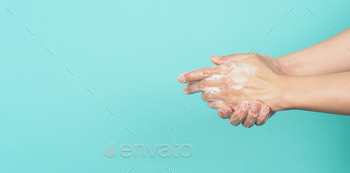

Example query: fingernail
[221,107,232,118]
[229,119,239,126]
[222,107,231,114]
[241,101,249,111]
[218,109,225,119]
[261,106,270,115]
[183,86,189,94]
[244,125,252,128]
[178,73,186,83]
[251,102,259,111]
[207,102,212,108]
[211,56,222,60]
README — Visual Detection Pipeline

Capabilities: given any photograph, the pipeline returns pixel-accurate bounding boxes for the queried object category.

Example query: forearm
[280,71,350,115]
[275,27,350,76]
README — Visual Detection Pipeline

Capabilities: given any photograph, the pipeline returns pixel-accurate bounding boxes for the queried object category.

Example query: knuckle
[201,93,210,101]
[252,110,260,117]
[249,52,259,57]
[220,61,233,69]
[227,102,238,109]
[198,81,206,89]
[225,54,236,60]
[248,109,256,116]
[261,106,270,115]
[212,66,220,73]
[201,70,210,77]
[224,79,231,87]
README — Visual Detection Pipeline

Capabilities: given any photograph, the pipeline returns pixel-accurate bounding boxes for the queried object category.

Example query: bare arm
[281,71,350,115]
[276,27,350,76]
[179,27,350,128]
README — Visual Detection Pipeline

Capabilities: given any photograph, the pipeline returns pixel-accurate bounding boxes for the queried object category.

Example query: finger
[229,101,250,126]
[217,106,233,119]
[255,106,270,126]
[183,80,220,94]
[207,101,233,119]
[201,92,226,102]
[178,66,220,83]
[265,111,275,124]
[210,54,246,65]
[242,100,262,128]
[207,101,226,109]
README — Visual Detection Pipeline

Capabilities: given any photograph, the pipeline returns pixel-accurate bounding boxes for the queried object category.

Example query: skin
[179,28,350,128]
[178,27,350,128]
[180,52,350,118]
[276,27,350,76]
[179,53,284,110]
[208,54,287,127]
[282,72,350,114]
[178,54,287,128]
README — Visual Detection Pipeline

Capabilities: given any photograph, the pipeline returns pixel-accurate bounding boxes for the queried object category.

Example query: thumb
[210,54,246,65]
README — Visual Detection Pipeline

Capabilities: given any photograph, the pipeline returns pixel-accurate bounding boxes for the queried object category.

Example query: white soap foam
[224,63,257,91]
[232,85,245,91]
[240,63,258,75]
[231,75,248,84]
[204,74,224,81]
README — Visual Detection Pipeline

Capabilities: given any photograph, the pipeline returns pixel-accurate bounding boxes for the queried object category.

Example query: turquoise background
[1,0,350,172]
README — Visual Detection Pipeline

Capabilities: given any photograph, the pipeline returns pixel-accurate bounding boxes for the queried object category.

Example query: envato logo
[103,140,193,158]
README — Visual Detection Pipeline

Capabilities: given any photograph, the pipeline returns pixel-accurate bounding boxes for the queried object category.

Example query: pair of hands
[178,53,287,128]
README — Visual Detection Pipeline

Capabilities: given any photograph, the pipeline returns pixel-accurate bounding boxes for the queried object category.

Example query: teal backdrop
[1,0,350,172]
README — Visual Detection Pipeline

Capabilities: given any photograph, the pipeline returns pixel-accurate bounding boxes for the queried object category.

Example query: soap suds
[231,76,248,84]
[239,63,258,75]
[221,62,257,91]
[232,85,245,91]
[204,74,224,81]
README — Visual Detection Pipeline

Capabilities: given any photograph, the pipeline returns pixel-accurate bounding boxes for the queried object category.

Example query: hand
[210,54,287,127]
[178,53,287,127]
[209,100,272,127]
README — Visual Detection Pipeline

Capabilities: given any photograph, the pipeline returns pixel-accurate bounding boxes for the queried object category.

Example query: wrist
[276,75,302,111]
[259,54,296,76]
[271,75,298,111]
[274,56,299,76]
